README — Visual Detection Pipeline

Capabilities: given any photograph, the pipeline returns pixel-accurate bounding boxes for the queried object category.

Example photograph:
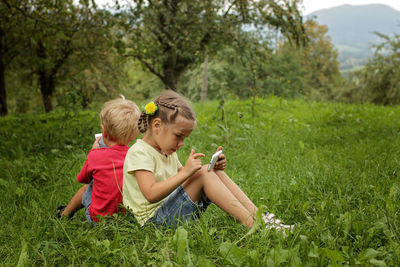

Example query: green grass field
[1,97,400,266]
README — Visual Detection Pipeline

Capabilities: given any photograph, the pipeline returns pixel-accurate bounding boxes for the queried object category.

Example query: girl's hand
[92,137,101,149]
[183,149,205,177]
[213,146,227,171]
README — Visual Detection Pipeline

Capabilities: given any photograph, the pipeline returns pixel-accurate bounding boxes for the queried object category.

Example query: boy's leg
[61,184,89,217]
[183,166,254,227]
[213,170,258,217]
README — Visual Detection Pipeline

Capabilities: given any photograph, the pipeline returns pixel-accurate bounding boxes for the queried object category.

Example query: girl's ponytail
[138,110,149,133]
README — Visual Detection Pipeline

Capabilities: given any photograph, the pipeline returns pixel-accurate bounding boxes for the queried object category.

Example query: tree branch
[2,0,12,11]
[124,53,165,81]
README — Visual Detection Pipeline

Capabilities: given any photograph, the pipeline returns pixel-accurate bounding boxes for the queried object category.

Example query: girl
[123,91,293,231]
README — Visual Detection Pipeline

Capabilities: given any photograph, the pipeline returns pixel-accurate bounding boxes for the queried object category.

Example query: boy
[57,98,140,223]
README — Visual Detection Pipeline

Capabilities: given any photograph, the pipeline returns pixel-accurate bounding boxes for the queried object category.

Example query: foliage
[1,97,400,265]
[116,0,306,91]
[278,20,343,100]
[179,19,344,103]
[0,0,27,116]
[179,33,279,102]
[178,41,304,103]
[3,0,129,114]
[3,1,399,115]
[347,32,400,105]
[25,0,116,112]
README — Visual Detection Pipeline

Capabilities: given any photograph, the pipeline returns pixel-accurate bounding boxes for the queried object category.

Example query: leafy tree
[34,1,111,112]
[8,0,115,112]
[179,31,306,103]
[350,32,400,105]
[263,47,308,97]
[117,0,306,91]
[278,20,342,100]
[0,0,26,116]
[53,11,129,111]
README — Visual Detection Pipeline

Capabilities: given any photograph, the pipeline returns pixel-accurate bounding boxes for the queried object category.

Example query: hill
[308,4,400,72]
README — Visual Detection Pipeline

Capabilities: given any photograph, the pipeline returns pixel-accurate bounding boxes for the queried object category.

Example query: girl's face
[154,115,195,155]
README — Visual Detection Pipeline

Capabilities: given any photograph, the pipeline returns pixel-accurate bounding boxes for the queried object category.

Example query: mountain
[308,4,400,72]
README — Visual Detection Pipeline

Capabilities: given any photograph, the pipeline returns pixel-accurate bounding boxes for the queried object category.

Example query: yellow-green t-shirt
[123,139,182,226]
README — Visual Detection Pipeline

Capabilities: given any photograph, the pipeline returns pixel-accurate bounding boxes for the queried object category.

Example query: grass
[1,96,400,266]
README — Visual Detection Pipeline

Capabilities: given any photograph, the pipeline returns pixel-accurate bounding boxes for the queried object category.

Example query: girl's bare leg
[62,184,88,217]
[183,166,254,227]
[214,170,258,217]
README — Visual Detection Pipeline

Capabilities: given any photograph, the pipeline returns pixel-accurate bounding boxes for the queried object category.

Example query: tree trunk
[163,68,180,91]
[200,53,208,101]
[0,60,7,116]
[39,71,54,112]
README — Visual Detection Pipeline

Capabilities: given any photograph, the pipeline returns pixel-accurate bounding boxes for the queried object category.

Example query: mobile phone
[207,150,222,171]
[94,133,107,148]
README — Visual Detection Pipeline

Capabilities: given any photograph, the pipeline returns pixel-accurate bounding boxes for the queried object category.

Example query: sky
[301,0,400,15]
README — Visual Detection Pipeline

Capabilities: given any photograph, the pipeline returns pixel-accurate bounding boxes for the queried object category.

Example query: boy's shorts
[146,185,212,226]
[82,182,95,223]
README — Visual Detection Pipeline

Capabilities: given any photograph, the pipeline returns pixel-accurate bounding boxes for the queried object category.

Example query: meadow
[1,97,400,266]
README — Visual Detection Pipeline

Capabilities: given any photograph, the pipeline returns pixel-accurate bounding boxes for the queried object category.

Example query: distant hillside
[308,4,400,73]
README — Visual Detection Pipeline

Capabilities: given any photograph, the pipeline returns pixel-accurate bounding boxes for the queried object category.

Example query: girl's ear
[152,118,162,134]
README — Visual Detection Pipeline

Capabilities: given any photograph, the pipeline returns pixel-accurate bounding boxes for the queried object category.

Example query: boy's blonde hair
[100,98,140,144]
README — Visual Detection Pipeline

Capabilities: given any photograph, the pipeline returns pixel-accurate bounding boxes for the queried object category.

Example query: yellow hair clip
[145,101,158,115]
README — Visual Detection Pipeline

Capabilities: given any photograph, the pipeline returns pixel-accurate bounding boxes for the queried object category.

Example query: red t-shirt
[77,145,129,221]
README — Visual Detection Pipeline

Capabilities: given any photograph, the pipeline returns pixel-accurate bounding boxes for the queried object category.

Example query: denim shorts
[82,182,95,223]
[146,185,212,227]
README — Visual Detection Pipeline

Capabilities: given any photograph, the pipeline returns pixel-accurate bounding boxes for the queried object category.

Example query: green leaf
[298,141,305,150]
[360,248,380,261]
[15,187,24,198]
[369,259,387,267]
[268,247,289,266]
[173,226,188,260]
[17,240,28,267]
[0,178,8,187]
[320,248,344,263]
[196,256,216,267]
[219,242,246,266]
[308,244,319,258]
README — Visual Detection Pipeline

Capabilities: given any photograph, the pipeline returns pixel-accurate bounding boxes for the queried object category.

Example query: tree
[117,0,306,91]
[350,32,400,105]
[200,52,208,101]
[278,19,342,100]
[179,30,306,102]
[11,0,114,112]
[0,0,26,116]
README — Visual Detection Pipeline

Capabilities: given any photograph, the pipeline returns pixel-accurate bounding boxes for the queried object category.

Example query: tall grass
[1,97,399,265]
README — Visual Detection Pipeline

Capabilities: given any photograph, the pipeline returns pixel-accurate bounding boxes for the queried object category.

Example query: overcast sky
[302,0,400,14]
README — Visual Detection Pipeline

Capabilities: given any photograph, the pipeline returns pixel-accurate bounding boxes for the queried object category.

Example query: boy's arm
[77,156,93,184]
[92,137,101,149]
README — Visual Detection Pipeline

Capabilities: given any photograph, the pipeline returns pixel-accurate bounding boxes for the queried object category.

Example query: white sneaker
[262,212,294,233]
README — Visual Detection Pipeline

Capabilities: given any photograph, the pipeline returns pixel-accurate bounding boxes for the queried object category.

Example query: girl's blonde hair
[100,98,140,144]
[138,90,196,133]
